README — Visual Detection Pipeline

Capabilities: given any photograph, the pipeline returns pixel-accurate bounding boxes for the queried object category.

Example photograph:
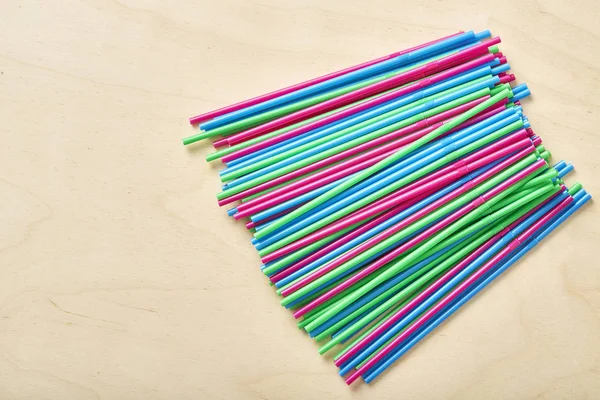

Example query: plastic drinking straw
[220,60,504,164]
[289,159,549,320]
[327,182,563,350]
[222,62,502,174]
[218,89,497,201]
[345,187,572,384]
[254,114,523,253]
[362,190,591,384]
[322,182,557,358]
[252,88,510,241]
[221,76,498,185]
[233,97,513,215]
[226,100,489,213]
[269,173,475,283]
[260,135,532,279]
[316,185,557,355]
[199,32,480,131]
[304,166,554,337]
[270,156,508,287]
[267,133,531,264]
[277,139,533,297]
[201,38,501,144]
[336,184,568,369]
[224,96,501,210]
[210,40,497,150]
[192,43,485,148]
[188,32,466,125]
[299,157,543,332]
[223,66,504,172]
[342,188,567,367]
[220,74,499,185]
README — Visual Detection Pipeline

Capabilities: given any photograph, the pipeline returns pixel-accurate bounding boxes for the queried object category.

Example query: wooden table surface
[1,1,599,399]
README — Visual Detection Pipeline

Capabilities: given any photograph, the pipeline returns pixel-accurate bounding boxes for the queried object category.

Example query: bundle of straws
[184,30,591,385]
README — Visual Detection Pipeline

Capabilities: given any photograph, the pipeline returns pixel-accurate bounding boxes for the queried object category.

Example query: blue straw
[273,158,504,284]
[222,61,503,174]
[338,186,569,375]
[249,108,521,231]
[362,190,591,383]
[251,110,522,249]
[200,32,482,131]
[223,74,500,186]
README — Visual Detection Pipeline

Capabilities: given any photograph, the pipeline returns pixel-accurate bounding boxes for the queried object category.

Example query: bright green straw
[204,87,402,161]
[261,117,524,259]
[279,153,538,307]
[253,89,512,241]
[262,139,529,279]
[317,183,558,353]
[219,87,492,201]
[302,166,553,334]
[220,75,494,183]
[311,181,553,343]
[186,46,470,143]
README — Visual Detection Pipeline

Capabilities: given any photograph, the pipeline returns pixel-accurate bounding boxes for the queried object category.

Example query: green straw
[220,75,494,183]
[302,171,554,334]
[260,118,524,258]
[264,145,532,280]
[316,183,558,352]
[279,153,538,307]
[253,89,512,241]
[186,46,469,143]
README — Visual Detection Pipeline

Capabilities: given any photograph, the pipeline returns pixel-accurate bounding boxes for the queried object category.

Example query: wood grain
[0,0,599,399]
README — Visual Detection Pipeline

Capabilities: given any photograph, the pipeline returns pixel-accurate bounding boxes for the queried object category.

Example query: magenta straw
[268,131,531,265]
[278,138,534,295]
[221,39,501,147]
[345,194,573,384]
[290,155,545,318]
[221,55,498,162]
[188,33,463,125]
[269,189,436,284]
[335,186,565,368]
[221,96,494,209]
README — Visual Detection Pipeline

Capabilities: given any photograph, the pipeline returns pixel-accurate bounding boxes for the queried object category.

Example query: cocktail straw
[344,187,575,384]
[336,185,569,370]
[221,77,498,185]
[252,88,510,241]
[288,160,549,319]
[204,38,501,144]
[200,32,481,131]
[221,62,502,174]
[254,115,523,253]
[362,189,590,383]
[220,60,504,165]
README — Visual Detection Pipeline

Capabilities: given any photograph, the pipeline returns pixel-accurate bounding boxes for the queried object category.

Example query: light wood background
[1,1,599,399]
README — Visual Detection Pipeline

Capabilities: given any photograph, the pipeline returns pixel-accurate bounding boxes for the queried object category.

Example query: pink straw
[221,96,494,209]
[221,39,501,147]
[221,54,499,162]
[335,186,565,367]
[345,194,573,385]
[268,131,531,265]
[269,189,436,284]
[188,33,463,125]
[277,137,533,294]
[290,153,544,318]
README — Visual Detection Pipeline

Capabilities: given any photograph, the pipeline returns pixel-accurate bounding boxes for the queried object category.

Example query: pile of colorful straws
[184,30,591,385]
